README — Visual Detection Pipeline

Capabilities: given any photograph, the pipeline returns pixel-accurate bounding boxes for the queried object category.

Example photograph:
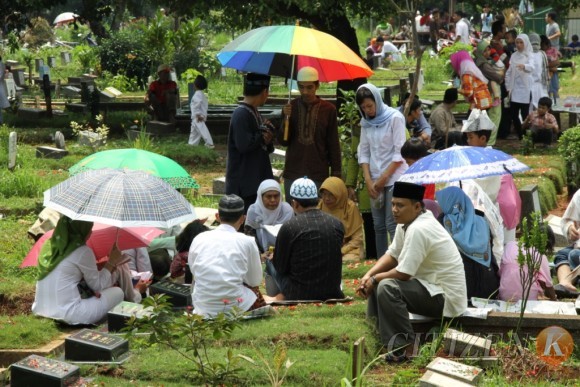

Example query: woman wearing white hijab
[245,179,294,254]
[528,33,549,110]
[505,33,535,139]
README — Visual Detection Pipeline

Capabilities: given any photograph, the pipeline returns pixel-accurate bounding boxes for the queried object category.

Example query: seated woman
[436,186,500,302]
[169,220,209,284]
[318,177,364,260]
[499,225,556,301]
[245,179,294,257]
[32,217,147,325]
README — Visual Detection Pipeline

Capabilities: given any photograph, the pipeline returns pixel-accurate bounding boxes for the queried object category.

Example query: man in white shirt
[481,5,493,37]
[358,182,467,362]
[453,11,471,45]
[188,194,263,317]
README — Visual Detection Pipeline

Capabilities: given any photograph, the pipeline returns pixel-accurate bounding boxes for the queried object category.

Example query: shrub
[23,17,54,48]
[558,126,580,197]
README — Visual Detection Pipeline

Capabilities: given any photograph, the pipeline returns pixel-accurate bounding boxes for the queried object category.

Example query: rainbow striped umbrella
[217,25,373,82]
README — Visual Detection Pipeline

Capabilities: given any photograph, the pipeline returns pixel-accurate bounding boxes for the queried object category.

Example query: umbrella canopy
[20,224,164,268]
[44,168,197,228]
[217,25,373,82]
[69,149,199,189]
[398,146,530,185]
[53,12,78,25]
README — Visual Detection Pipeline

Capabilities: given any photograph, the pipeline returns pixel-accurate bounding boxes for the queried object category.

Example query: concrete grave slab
[545,214,568,247]
[213,176,226,195]
[149,279,192,307]
[146,121,175,136]
[419,370,474,387]
[443,329,492,357]
[17,107,45,119]
[78,131,104,148]
[426,357,483,385]
[65,329,129,362]
[54,131,65,150]
[61,86,81,98]
[36,146,69,159]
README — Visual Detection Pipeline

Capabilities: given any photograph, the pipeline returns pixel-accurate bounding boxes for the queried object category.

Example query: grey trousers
[367,278,445,350]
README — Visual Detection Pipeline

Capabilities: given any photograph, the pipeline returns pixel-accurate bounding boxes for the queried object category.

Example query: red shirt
[148,80,177,104]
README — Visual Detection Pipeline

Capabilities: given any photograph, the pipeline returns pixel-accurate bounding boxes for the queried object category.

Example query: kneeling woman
[32,217,145,325]
[319,177,365,260]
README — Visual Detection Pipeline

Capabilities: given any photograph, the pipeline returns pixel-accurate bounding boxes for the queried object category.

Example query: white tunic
[32,245,124,325]
[388,211,467,317]
[188,224,262,316]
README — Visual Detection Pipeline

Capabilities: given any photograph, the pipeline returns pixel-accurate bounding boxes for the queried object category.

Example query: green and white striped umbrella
[44,169,197,228]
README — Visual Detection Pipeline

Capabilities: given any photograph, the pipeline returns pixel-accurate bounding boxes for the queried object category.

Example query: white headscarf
[510,33,533,66]
[245,179,294,250]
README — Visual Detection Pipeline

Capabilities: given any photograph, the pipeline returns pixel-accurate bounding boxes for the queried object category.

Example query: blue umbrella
[398,146,530,185]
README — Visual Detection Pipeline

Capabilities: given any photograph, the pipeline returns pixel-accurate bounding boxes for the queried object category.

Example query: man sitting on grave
[357,182,467,362]
[188,194,266,317]
[144,64,178,123]
[264,177,345,302]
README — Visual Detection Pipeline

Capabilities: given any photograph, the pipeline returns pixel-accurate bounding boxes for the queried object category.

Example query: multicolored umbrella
[398,146,530,185]
[20,223,164,268]
[217,25,373,82]
[69,149,199,189]
[44,169,197,228]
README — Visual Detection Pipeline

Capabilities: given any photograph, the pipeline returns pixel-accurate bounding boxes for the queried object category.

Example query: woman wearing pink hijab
[450,50,493,111]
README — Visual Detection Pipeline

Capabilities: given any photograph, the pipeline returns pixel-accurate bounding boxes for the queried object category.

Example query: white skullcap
[290,177,318,199]
[297,66,319,82]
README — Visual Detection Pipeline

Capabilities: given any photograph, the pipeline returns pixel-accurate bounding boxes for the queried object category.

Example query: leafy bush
[23,17,54,48]
[73,44,99,72]
[558,126,580,196]
[98,28,152,90]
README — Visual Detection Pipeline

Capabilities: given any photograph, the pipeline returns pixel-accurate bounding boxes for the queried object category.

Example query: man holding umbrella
[226,73,275,212]
[278,66,342,202]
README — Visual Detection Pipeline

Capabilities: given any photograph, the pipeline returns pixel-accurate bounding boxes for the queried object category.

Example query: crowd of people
[28,8,580,363]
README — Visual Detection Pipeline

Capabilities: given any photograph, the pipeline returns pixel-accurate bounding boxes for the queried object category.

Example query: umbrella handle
[283,116,290,141]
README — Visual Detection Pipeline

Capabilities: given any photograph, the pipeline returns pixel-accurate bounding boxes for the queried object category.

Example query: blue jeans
[370,185,395,257]
[554,246,578,269]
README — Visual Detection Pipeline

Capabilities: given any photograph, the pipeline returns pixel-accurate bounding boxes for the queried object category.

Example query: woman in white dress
[32,217,144,325]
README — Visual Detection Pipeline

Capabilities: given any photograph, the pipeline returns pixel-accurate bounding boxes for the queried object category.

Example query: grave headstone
[17,107,45,119]
[60,52,71,65]
[5,60,19,67]
[104,86,122,98]
[519,185,541,224]
[62,85,81,98]
[5,78,16,100]
[78,130,105,148]
[149,279,192,307]
[36,146,69,159]
[12,68,26,87]
[35,58,44,73]
[212,176,226,195]
[107,301,153,332]
[443,329,492,357]
[419,370,473,387]
[8,132,17,170]
[146,120,175,136]
[425,357,482,385]
[47,56,57,68]
[65,329,129,362]
[10,354,80,387]
[54,131,65,150]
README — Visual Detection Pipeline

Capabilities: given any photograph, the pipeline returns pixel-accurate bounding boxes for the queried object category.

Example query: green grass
[0,315,60,349]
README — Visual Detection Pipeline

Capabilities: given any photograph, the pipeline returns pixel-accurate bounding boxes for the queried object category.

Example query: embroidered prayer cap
[244,73,271,87]
[461,108,495,132]
[218,194,245,213]
[290,177,318,199]
[393,182,425,201]
[297,66,319,82]
[157,64,171,73]
[443,88,458,104]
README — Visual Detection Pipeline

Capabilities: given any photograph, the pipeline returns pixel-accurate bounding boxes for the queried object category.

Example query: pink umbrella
[21,223,164,268]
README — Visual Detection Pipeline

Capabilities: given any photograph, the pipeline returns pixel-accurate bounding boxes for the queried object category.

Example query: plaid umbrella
[44,169,197,228]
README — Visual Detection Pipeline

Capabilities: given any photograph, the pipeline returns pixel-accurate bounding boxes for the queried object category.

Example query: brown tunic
[278,97,341,182]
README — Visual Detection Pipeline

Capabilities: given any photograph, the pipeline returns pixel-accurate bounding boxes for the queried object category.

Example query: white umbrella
[44,168,197,228]
[53,12,78,26]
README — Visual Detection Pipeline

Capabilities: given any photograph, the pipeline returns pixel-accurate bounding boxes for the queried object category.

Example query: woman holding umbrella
[356,83,407,256]
[32,217,148,325]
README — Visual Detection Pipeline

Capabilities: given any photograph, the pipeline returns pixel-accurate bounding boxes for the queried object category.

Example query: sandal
[554,284,580,299]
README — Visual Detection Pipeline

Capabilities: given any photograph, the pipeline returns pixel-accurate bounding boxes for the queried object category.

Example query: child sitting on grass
[522,96,559,147]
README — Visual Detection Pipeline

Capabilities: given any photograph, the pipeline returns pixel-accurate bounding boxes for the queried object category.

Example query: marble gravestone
[107,301,152,332]
[8,132,17,170]
[54,131,65,150]
[65,329,129,362]
[149,279,192,307]
[10,354,80,387]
